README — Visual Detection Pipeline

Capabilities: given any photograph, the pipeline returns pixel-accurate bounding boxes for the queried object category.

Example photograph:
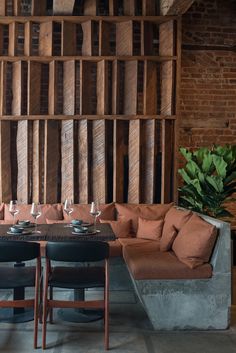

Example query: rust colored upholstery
[136,217,163,240]
[0,203,4,220]
[123,242,212,280]
[118,237,156,248]
[100,219,131,238]
[115,203,173,234]
[160,225,178,252]
[108,240,122,257]
[46,219,67,224]
[172,213,217,269]
[4,204,63,224]
[63,203,115,223]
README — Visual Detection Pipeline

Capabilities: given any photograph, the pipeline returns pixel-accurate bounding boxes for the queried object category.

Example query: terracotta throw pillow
[115,203,173,234]
[172,213,217,269]
[63,203,115,223]
[163,207,192,233]
[136,217,164,241]
[160,224,178,252]
[100,219,131,238]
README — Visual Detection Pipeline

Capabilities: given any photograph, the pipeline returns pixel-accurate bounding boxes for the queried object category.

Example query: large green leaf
[179,195,203,212]
[186,160,201,178]
[180,147,192,162]
[206,175,224,193]
[189,179,203,196]
[193,147,209,164]
[178,169,192,184]
[212,155,227,178]
[202,152,213,173]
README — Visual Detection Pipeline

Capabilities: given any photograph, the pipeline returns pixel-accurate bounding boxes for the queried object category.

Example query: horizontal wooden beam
[160,0,194,15]
[0,115,177,121]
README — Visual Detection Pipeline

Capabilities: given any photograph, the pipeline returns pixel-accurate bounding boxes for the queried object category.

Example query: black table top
[0,223,116,242]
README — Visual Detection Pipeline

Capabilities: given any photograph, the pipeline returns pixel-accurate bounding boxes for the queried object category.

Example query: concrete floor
[0,289,236,353]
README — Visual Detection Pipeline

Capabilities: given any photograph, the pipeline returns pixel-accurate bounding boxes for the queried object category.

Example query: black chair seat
[49,266,105,289]
[0,267,36,289]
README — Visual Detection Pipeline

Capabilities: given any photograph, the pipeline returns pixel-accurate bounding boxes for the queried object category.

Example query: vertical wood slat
[0,121,12,202]
[112,60,120,114]
[113,120,127,202]
[13,0,21,16]
[84,0,97,15]
[0,26,3,55]
[39,22,53,56]
[9,22,17,56]
[28,61,41,115]
[78,120,90,203]
[82,21,93,56]
[97,60,108,115]
[92,120,107,203]
[140,120,156,203]
[99,21,111,56]
[0,61,6,115]
[109,0,118,16]
[141,21,153,56]
[62,21,76,56]
[44,120,60,203]
[161,119,174,203]
[124,61,138,114]
[48,61,57,115]
[31,0,46,15]
[128,120,140,203]
[116,21,133,56]
[123,0,135,15]
[63,60,75,115]
[80,61,94,115]
[32,120,44,203]
[24,21,32,56]
[17,120,30,203]
[0,2,6,16]
[12,61,22,115]
[142,0,156,15]
[143,61,157,114]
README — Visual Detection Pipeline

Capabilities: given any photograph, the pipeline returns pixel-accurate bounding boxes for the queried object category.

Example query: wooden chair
[0,240,42,349]
[42,241,110,350]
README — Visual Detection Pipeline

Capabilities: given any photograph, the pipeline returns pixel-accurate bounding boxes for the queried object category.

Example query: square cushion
[4,203,63,224]
[136,217,164,241]
[63,203,115,223]
[100,219,131,238]
[163,207,192,234]
[172,213,217,269]
[115,203,173,234]
[160,224,178,252]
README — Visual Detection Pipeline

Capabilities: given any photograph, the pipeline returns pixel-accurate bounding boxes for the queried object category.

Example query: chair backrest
[0,241,40,262]
[46,241,109,262]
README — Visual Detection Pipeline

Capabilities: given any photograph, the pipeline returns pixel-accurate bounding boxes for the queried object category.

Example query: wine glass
[64,199,73,226]
[9,200,19,225]
[90,201,101,232]
[31,203,42,234]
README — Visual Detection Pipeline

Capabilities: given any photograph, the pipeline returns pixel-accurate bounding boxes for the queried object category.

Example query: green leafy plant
[178,145,236,218]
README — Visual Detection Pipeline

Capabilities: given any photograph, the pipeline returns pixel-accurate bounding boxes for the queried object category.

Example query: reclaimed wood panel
[32,120,44,203]
[0,26,3,55]
[84,0,97,15]
[109,0,118,16]
[0,121,12,202]
[48,61,57,115]
[53,0,75,15]
[116,21,133,56]
[143,61,157,114]
[142,0,156,15]
[17,120,30,203]
[13,0,21,16]
[63,60,75,115]
[9,22,17,56]
[0,2,6,16]
[124,0,135,15]
[82,21,93,56]
[80,61,95,115]
[99,21,111,56]
[44,120,60,203]
[0,61,7,115]
[124,61,138,114]
[62,22,76,56]
[161,119,174,203]
[128,120,141,203]
[39,22,53,56]
[12,61,22,115]
[61,120,74,201]
[24,21,32,56]
[28,61,41,115]
[97,60,108,115]
[31,0,47,15]
[112,60,120,114]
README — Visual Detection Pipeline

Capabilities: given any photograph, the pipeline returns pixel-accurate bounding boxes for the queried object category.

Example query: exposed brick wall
[180,0,236,149]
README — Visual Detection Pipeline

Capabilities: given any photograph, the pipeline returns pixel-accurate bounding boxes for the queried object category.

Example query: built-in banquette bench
[0,202,231,330]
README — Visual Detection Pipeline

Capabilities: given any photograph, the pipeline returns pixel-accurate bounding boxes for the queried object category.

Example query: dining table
[0,222,116,323]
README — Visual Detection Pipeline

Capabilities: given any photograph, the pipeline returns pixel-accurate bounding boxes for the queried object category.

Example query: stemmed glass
[90,201,101,232]
[31,203,42,234]
[9,200,19,225]
[64,199,73,226]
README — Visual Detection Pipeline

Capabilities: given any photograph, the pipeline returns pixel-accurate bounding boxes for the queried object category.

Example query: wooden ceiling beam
[53,0,75,15]
[160,0,194,15]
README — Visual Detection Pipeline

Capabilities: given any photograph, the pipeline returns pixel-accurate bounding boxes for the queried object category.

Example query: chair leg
[49,286,53,324]
[39,269,43,324]
[42,267,49,349]
[105,260,109,350]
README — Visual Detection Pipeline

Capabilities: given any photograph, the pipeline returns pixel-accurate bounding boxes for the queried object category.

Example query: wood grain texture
[0,2,6,16]
[9,22,17,56]
[31,0,46,15]
[48,61,57,115]
[128,120,140,203]
[160,0,194,15]
[0,26,3,55]
[24,21,32,56]
[140,120,156,203]
[84,0,97,15]
[124,0,135,15]
[97,60,108,115]
[142,0,156,15]
[109,0,118,16]
[159,20,174,56]
[62,22,76,56]
[32,120,44,203]
[0,62,6,115]
[112,60,120,114]
[13,0,21,16]
[17,120,30,203]
[124,61,138,114]
[12,61,22,115]
[61,120,74,201]
[0,121,12,202]
[53,0,75,15]
[28,61,41,115]
[82,21,94,56]
[143,61,157,114]
[113,120,127,202]
[161,119,174,203]
[80,61,95,115]
[116,21,133,56]
[44,120,60,203]
[39,22,53,56]
[92,120,107,203]
[99,21,111,56]
[63,60,75,115]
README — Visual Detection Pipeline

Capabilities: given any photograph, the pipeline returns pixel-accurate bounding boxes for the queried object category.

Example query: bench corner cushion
[123,242,212,280]
[172,213,217,269]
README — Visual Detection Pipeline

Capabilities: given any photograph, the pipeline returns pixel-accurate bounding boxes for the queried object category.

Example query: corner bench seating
[0,202,231,330]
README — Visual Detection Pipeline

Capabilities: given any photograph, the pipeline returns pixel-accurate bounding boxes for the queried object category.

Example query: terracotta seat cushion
[63,203,115,223]
[123,243,212,280]
[4,203,63,224]
[118,237,157,248]
[115,203,173,234]
[172,213,217,269]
